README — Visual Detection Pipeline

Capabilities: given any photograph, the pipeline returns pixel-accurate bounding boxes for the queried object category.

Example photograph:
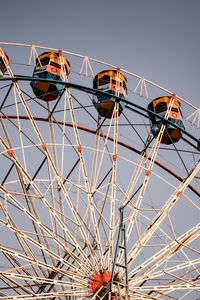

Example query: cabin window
[93,78,97,89]
[123,81,127,91]
[36,57,50,67]
[34,71,46,78]
[99,75,110,86]
[155,102,167,113]
[112,79,125,89]
[168,118,184,128]
[171,107,179,112]
[0,62,5,72]
[111,79,122,85]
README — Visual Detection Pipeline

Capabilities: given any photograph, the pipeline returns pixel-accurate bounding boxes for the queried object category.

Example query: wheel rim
[0,43,199,300]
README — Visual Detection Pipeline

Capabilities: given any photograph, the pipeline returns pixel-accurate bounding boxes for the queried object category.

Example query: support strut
[110,206,128,296]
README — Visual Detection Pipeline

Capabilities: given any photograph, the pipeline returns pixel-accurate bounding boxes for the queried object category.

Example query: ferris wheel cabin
[0,49,9,77]
[30,51,70,101]
[93,69,128,118]
[148,96,185,144]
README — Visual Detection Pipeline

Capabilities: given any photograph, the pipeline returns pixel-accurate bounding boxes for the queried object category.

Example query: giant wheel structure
[0,42,199,299]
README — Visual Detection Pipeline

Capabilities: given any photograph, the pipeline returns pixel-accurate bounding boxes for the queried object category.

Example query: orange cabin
[31,51,70,101]
[93,69,128,118]
[148,96,185,144]
[0,49,9,77]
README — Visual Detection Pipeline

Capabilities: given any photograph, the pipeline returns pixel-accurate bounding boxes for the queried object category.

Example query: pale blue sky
[0,2,200,299]
[1,0,200,107]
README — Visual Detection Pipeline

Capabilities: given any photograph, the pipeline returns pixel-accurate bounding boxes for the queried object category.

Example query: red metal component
[42,144,47,151]
[7,149,13,157]
[113,154,117,161]
[172,93,176,99]
[176,191,182,197]
[88,270,121,299]
[146,170,151,176]
[78,145,82,153]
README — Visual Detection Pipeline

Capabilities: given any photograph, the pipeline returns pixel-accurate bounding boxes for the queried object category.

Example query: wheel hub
[88,270,121,299]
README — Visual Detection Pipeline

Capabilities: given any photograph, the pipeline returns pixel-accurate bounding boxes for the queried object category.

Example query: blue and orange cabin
[31,51,70,101]
[93,69,128,118]
[0,49,9,77]
[148,96,185,144]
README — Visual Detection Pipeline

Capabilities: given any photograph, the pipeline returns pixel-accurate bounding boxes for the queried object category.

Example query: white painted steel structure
[0,43,199,299]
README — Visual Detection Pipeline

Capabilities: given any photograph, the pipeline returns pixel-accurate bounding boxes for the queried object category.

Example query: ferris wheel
[0,42,199,300]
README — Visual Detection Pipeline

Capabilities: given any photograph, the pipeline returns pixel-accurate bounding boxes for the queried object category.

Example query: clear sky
[0,1,200,299]
[1,0,200,107]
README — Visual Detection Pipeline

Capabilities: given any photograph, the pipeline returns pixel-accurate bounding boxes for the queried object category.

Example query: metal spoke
[0,43,199,299]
